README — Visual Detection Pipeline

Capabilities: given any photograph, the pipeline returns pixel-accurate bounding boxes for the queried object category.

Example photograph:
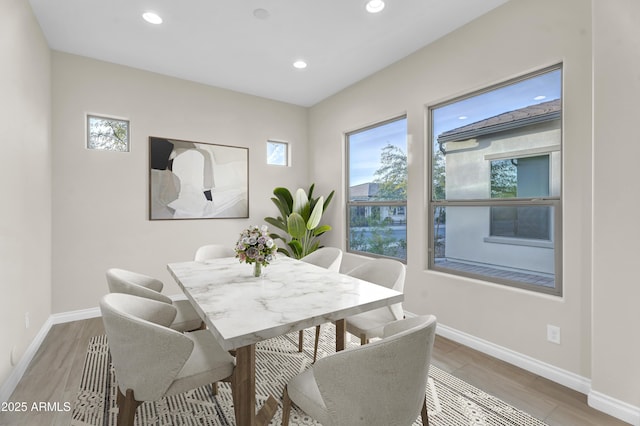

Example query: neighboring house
[437,99,561,276]
[349,182,407,224]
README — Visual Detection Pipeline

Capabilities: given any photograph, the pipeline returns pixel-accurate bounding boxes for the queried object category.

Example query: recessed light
[253,8,270,20]
[534,95,546,101]
[458,116,468,120]
[366,0,385,13]
[293,60,308,69]
[142,12,163,25]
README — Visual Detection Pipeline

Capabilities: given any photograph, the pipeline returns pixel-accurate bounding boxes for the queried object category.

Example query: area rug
[71,325,547,426]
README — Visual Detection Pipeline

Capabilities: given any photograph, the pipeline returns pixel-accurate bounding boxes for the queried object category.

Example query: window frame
[266,140,289,166]
[345,115,408,262]
[427,65,563,296]
[86,114,130,152]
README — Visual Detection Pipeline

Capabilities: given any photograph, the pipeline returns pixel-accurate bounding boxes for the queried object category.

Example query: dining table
[167,255,404,426]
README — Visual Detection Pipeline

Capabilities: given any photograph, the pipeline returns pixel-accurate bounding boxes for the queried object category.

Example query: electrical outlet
[547,324,560,344]
[25,312,30,329]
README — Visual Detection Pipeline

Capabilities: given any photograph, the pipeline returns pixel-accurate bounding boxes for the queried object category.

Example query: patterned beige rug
[72,325,547,425]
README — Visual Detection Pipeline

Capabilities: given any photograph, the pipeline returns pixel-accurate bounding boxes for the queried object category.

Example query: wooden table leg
[234,345,256,426]
[234,344,278,426]
[335,319,346,352]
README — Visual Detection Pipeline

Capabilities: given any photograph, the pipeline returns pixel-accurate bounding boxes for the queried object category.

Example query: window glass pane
[267,141,288,166]
[87,115,129,151]
[349,118,407,202]
[347,117,407,261]
[490,206,551,239]
[432,69,561,201]
[433,205,556,289]
[349,206,407,260]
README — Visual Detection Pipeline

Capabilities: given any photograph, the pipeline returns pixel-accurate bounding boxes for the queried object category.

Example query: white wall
[592,0,640,412]
[51,52,310,313]
[0,0,52,385]
[309,0,595,387]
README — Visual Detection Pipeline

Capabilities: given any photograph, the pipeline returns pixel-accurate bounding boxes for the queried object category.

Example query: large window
[429,66,562,295]
[347,117,407,261]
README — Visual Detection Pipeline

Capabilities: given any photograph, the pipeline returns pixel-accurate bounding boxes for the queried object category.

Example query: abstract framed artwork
[149,137,249,220]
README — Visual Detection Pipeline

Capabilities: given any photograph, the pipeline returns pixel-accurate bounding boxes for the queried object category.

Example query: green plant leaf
[307,196,324,230]
[288,240,303,258]
[323,190,335,211]
[269,197,289,221]
[307,183,315,201]
[273,187,293,216]
[264,217,288,232]
[313,224,332,236]
[277,247,292,257]
[292,188,308,214]
[287,212,307,239]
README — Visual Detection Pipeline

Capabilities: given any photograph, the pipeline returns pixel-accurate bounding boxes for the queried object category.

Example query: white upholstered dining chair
[194,243,236,261]
[106,268,204,332]
[282,315,437,426]
[345,258,406,344]
[298,247,343,361]
[99,293,238,426]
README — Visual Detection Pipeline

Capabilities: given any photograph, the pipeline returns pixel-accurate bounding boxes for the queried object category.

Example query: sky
[349,118,407,186]
[341,68,562,188]
[432,68,562,143]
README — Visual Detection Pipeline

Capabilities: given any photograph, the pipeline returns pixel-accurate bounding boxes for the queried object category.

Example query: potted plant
[264,183,334,259]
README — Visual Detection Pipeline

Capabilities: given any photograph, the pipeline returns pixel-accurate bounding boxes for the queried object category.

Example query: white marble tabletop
[167,256,404,351]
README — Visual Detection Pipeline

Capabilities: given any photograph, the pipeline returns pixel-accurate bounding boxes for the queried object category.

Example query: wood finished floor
[0,317,630,426]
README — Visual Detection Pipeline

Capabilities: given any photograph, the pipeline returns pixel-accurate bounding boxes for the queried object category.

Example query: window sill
[483,236,553,249]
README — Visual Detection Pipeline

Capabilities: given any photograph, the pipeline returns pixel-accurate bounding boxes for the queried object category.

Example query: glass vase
[253,263,262,277]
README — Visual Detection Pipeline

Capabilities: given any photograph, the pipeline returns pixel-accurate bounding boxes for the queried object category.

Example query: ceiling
[29,0,507,107]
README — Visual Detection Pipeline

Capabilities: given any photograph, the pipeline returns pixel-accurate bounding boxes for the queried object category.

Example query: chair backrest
[105,268,172,304]
[346,258,406,320]
[346,258,406,292]
[339,252,371,274]
[99,293,194,401]
[312,315,437,426]
[301,247,343,272]
[194,244,236,261]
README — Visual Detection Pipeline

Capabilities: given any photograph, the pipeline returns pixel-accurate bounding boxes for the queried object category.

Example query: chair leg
[117,388,141,426]
[298,330,304,352]
[421,394,429,426]
[211,381,218,396]
[313,325,321,362]
[229,372,241,424]
[282,385,292,426]
[360,334,369,345]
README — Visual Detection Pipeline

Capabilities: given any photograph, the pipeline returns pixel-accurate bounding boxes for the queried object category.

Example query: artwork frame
[149,136,249,220]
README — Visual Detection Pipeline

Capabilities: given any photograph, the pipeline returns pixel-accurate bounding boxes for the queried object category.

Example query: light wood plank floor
[0,317,630,425]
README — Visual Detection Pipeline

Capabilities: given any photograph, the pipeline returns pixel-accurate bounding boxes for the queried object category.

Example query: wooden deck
[434,258,556,288]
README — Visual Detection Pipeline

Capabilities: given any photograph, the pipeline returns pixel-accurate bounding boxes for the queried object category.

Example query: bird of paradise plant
[264,184,335,259]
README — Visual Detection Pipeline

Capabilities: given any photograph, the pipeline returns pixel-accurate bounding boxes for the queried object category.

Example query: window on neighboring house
[346,116,407,261]
[428,65,562,295]
[490,155,550,240]
[87,114,129,152]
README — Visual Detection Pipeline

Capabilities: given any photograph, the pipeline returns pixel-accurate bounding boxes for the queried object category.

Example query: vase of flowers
[235,225,277,277]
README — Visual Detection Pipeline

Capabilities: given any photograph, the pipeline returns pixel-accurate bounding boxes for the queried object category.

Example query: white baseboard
[0,306,101,403]
[429,319,639,425]
[435,322,591,393]
[0,316,54,403]
[50,306,101,324]
[589,391,640,426]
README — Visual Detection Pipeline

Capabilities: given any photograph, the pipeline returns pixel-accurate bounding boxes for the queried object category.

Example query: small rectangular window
[267,141,289,166]
[87,115,129,152]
